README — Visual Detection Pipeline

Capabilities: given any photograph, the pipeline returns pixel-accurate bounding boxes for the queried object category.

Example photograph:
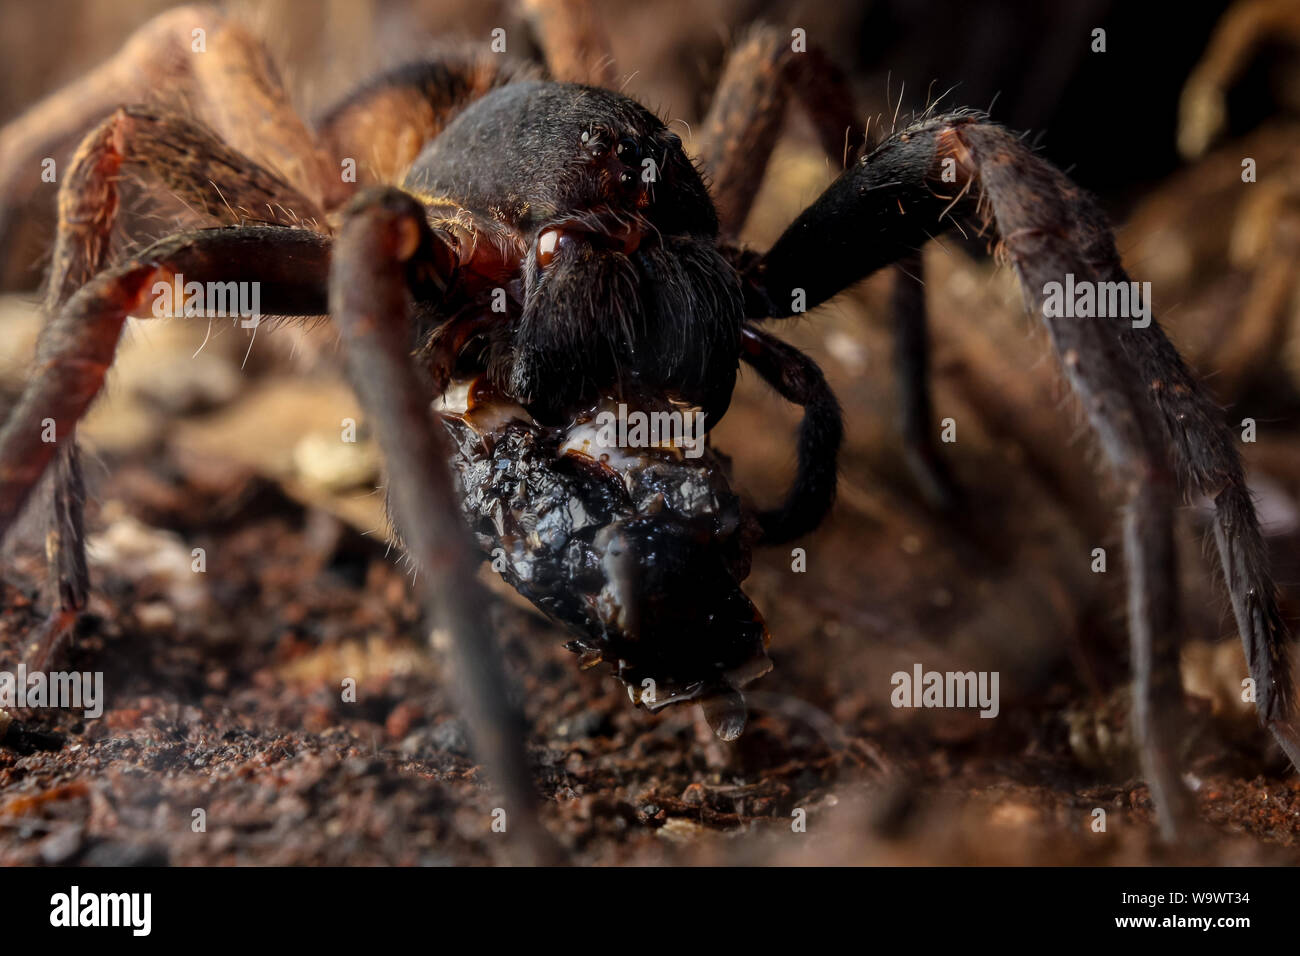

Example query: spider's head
[405,81,743,424]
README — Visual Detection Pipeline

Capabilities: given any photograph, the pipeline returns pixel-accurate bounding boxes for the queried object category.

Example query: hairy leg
[5,105,328,668]
[316,55,531,190]
[697,24,864,234]
[0,226,331,669]
[0,4,340,259]
[740,325,843,543]
[747,112,1299,833]
[330,187,555,863]
[46,106,326,308]
[0,224,331,531]
[26,445,89,672]
[519,0,618,87]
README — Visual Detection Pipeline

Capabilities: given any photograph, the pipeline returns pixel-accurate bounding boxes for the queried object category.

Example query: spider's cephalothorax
[403,82,744,426]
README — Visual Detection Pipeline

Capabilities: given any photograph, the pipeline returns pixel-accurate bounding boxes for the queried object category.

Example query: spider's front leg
[745,113,1300,837]
[330,187,557,864]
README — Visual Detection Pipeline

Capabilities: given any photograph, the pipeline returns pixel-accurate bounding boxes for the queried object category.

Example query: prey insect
[0,1,1295,859]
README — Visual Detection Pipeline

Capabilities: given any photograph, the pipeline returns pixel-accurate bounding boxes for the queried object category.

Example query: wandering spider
[0,1,1296,860]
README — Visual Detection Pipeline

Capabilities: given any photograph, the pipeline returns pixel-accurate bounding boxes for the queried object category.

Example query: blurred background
[2,0,1300,865]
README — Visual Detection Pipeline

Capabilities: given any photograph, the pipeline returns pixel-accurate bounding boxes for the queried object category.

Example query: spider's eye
[581,127,609,158]
[616,137,641,162]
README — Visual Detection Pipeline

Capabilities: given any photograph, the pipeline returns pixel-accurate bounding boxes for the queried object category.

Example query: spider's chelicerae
[0,2,1296,859]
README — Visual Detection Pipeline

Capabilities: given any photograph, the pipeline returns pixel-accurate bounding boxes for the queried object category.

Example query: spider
[0,1,1295,860]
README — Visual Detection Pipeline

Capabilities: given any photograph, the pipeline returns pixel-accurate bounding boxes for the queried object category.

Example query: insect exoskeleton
[436,377,771,739]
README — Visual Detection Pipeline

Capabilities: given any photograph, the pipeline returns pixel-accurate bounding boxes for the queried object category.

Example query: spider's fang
[535,219,643,268]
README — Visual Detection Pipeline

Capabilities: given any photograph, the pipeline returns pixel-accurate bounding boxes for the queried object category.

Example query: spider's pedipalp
[740,325,843,543]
